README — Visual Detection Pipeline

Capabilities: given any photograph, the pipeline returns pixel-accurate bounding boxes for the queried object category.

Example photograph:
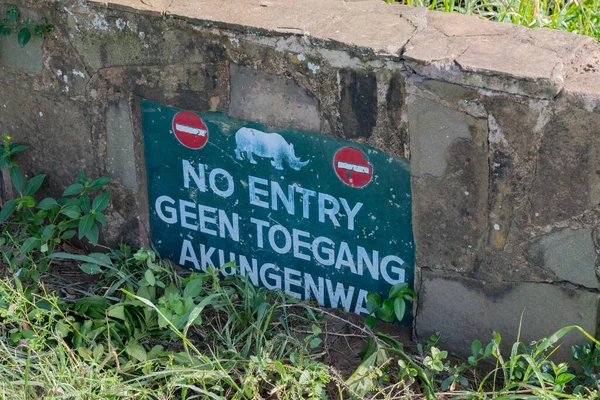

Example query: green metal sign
[141,99,415,322]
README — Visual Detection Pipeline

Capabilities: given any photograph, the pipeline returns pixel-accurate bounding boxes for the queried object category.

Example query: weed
[0,5,54,48]
[387,0,600,41]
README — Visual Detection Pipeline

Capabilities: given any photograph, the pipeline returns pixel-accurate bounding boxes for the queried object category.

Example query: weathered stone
[98,0,415,56]
[530,108,600,225]
[339,69,377,140]
[0,84,96,196]
[416,271,600,360]
[527,228,598,289]
[408,96,478,177]
[471,97,548,282]
[65,9,214,71]
[0,35,43,74]
[106,100,137,189]
[403,28,470,65]
[455,38,562,98]
[562,40,600,113]
[89,61,229,113]
[427,10,517,37]
[229,63,320,132]
[409,96,488,273]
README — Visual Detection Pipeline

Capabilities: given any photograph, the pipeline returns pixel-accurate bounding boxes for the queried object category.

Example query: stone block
[0,84,96,197]
[339,69,377,140]
[416,272,600,360]
[90,61,229,113]
[527,228,598,289]
[106,100,137,189]
[530,108,600,225]
[65,9,209,70]
[229,63,320,132]
[0,35,43,74]
[409,96,488,273]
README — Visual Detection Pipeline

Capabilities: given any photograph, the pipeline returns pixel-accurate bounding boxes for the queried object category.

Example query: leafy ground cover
[1,137,600,399]
[391,0,600,41]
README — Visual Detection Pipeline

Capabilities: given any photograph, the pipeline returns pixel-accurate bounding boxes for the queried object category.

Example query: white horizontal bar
[176,123,207,136]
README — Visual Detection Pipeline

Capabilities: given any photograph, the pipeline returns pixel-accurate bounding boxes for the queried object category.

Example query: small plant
[0,5,54,48]
[0,133,111,280]
[364,282,416,329]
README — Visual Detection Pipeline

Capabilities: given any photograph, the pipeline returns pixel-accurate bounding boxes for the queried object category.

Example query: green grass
[391,0,600,41]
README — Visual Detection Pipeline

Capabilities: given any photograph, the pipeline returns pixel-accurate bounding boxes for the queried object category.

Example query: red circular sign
[172,111,208,149]
[333,147,373,188]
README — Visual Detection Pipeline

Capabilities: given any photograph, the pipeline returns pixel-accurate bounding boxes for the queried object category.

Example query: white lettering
[380,255,405,284]
[198,205,218,236]
[284,268,302,299]
[250,217,269,248]
[249,175,269,208]
[326,279,354,312]
[268,225,292,255]
[179,239,200,270]
[209,168,234,198]
[155,195,177,224]
[340,198,363,231]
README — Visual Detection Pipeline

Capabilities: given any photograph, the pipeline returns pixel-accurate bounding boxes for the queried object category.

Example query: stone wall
[1,0,599,357]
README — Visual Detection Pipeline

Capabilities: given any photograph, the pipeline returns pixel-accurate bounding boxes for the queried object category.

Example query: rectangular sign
[141,99,415,323]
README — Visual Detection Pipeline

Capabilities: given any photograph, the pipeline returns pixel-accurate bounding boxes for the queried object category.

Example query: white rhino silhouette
[234,127,309,171]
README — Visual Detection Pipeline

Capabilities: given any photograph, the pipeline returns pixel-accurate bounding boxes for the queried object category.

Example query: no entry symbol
[333,147,373,188]
[172,111,208,149]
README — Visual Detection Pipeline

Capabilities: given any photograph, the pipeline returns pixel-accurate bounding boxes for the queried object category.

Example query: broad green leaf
[183,277,204,298]
[9,144,28,155]
[79,262,102,275]
[77,170,87,184]
[311,324,322,335]
[49,252,112,267]
[6,6,19,23]
[10,165,23,193]
[107,304,126,321]
[37,197,58,210]
[78,214,95,239]
[145,269,156,286]
[389,282,408,298]
[60,204,81,218]
[86,224,99,245]
[393,297,406,322]
[378,298,395,322]
[80,195,91,214]
[92,190,110,212]
[24,174,45,196]
[0,199,16,223]
[77,347,92,360]
[95,213,106,226]
[17,27,31,48]
[90,176,111,189]
[21,237,41,254]
[63,183,84,196]
[471,340,482,357]
[125,339,147,362]
[61,230,76,239]
[41,224,55,240]
[88,253,111,265]
[364,315,377,329]
[92,344,104,360]
[0,25,10,36]
[309,337,322,349]
[366,292,380,314]
[274,361,286,376]
[555,373,575,385]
